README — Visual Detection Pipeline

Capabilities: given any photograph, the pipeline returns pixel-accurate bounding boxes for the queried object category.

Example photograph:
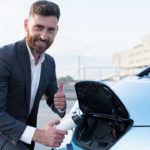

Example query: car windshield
[137,67,150,78]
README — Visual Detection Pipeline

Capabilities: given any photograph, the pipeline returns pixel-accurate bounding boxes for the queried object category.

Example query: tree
[57,75,74,84]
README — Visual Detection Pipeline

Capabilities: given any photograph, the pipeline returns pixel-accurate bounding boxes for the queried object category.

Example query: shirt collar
[26,42,45,65]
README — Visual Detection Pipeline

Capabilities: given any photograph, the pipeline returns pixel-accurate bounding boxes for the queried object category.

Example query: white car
[58,67,150,150]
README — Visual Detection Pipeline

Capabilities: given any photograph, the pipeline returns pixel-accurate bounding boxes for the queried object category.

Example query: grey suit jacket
[0,39,63,149]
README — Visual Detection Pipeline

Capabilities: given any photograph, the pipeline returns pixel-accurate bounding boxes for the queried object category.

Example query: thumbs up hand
[54,82,66,110]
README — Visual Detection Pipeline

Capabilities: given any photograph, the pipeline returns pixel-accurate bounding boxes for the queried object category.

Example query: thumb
[58,82,63,92]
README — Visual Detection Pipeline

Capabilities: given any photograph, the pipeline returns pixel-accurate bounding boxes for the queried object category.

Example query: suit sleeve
[44,56,66,118]
[0,58,26,144]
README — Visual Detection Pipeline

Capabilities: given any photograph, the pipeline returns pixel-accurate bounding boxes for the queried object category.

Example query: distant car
[57,67,150,150]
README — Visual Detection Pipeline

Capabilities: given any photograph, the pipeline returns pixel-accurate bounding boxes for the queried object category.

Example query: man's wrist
[32,128,45,143]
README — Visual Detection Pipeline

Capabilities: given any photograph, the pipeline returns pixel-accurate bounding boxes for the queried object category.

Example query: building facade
[112,34,150,77]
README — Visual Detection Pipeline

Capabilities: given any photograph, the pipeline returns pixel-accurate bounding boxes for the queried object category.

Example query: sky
[1,0,150,79]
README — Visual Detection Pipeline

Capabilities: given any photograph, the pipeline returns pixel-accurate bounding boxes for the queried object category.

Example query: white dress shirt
[20,44,45,144]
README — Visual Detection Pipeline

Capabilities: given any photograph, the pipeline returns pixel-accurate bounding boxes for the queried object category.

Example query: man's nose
[40,31,49,40]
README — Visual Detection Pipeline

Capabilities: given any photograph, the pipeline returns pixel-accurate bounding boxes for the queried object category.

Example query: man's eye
[35,26,43,30]
[48,28,55,33]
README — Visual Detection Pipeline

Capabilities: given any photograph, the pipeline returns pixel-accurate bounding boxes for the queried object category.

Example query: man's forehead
[28,15,58,25]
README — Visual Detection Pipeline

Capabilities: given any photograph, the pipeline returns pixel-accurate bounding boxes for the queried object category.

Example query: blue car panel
[112,76,150,125]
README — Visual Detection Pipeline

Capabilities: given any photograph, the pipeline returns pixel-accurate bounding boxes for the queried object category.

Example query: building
[112,34,150,78]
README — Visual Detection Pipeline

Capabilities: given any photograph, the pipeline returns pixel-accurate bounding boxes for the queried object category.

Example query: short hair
[29,0,60,20]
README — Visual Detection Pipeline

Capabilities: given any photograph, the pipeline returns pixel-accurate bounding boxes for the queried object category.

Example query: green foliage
[57,75,74,84]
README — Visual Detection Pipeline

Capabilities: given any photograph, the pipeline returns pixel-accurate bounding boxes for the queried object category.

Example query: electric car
[58,66,150,150]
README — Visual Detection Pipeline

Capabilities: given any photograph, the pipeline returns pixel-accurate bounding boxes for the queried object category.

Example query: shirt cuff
[20,126,36,144]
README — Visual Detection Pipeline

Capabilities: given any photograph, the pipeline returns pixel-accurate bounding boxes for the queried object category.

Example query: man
[0,0,67,149]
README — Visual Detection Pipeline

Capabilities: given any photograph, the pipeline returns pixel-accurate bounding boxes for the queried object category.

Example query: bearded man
[0,1,67,149]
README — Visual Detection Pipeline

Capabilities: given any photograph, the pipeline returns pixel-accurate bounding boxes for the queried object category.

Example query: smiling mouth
[36,40,47,47]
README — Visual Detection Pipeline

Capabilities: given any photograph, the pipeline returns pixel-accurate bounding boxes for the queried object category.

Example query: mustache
[37,38,49,44]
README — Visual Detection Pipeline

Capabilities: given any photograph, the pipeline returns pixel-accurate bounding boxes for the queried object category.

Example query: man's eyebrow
[48,27,56,31]
[34,24,44,28]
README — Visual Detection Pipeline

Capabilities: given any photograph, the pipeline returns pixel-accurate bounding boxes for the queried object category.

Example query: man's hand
[32,120,67,147]
[54,82,66,110]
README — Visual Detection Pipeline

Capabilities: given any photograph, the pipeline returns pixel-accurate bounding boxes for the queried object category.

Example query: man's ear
[24,19,28,32]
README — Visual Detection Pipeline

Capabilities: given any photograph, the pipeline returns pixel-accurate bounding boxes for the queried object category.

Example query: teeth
[37,41,46,45]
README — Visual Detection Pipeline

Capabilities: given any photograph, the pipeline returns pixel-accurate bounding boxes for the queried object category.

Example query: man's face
[24,15,58,54]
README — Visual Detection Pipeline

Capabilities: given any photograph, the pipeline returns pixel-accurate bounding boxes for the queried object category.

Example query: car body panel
[112,76,150,125]
[111,127,150,150]
[58,127,150,150]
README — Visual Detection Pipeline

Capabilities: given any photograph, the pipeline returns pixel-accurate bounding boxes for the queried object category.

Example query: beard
[26,31,53,54]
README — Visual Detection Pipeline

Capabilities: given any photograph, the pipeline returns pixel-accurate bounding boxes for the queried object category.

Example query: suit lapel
[17,39,31,111]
